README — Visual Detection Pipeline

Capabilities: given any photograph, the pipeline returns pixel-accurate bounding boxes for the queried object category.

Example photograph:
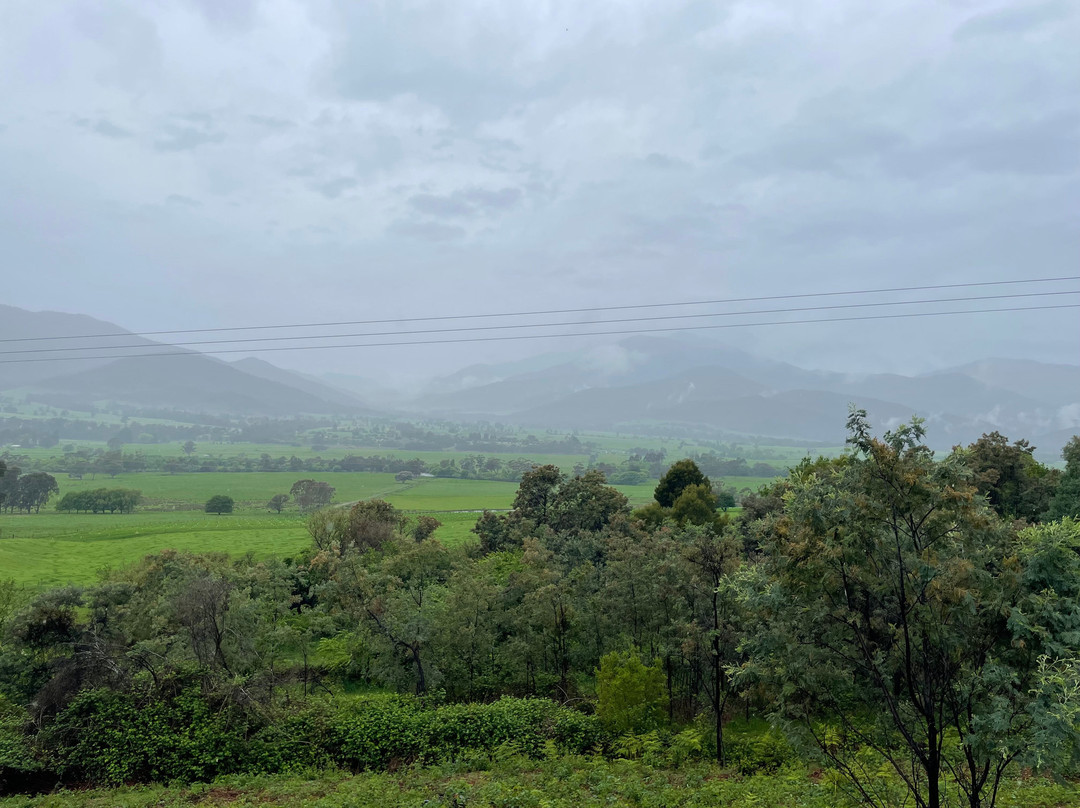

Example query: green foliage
[595,648,665,735]
[722,722,793,775]
[654,459,710,508]
[0,695,38,782]
[0,472,59,514]
[290,479,335,512]
[1046,435,1080,520]
[203,495,234,514]
[745,410,1080,808]
[55,488,141,514]
[962,431,1059,522]
[41,685,252,785]
[266,493,289,512]
[671,482,720,527]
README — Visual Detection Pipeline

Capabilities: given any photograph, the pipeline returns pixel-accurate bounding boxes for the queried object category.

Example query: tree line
[55,488,142,514]
[1,421,1079,807]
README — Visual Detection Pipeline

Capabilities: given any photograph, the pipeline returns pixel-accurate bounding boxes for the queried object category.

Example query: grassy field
[0,758,1074,808]
[45,472,524,511]
[0,509,487,590]
[0,471,749,590]
[39,471,740,511]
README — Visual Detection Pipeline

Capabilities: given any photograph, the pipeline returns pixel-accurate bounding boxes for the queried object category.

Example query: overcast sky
[1,0,1077,382]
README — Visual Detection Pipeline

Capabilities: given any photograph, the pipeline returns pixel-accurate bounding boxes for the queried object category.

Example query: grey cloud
[184,0,259,32]
[459,187,521,210]
[408,187,522,218]
[315,177,358,198]
[2,0,1078,380]
[166,194,200,207]
[882,114,1080,178]
[154,123,225,151]
[75,117,133,139]
[248,114,295,130]
[410,193,473,217]
[643,153,687,171]
[953,1,1071,40]
[388,220,465,242]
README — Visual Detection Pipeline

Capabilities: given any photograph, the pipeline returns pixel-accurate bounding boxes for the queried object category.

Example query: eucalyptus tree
[744,411,1080,808]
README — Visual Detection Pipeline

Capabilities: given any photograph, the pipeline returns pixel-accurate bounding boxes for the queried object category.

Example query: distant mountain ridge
[0,305,373,417]
[409,336,1079,457]
[1,305,1075,456]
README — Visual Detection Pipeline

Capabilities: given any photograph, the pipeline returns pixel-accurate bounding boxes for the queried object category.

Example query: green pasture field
[0,509,484,590]
[43,472,522,511]
[0,472,754,590]
[39,472,670,511]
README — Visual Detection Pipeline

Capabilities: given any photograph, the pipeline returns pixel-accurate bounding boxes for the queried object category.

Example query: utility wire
[2,275,1077,344]
[1,288,1076,357]
[1,303,1075,365]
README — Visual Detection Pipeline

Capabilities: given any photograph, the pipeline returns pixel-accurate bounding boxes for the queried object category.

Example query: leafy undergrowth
[2,757,1078,808]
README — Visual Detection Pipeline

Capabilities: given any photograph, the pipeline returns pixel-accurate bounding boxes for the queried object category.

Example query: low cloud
[388,220,465,242]
[408,186,522,218]
[315,177,358,199]
[75,117,134,139]
[154,123,225,152]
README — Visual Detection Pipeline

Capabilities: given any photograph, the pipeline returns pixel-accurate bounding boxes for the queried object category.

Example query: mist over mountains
[1,305,1076,458]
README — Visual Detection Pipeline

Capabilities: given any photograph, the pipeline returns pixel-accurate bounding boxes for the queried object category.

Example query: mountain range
[1,306,1076,458]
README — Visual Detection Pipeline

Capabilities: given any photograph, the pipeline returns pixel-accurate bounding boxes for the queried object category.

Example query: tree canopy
[204,495,234,515]
[654,459,710,508]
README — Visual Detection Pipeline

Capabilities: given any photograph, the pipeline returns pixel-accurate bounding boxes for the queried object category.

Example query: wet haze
[1,0,1077,384]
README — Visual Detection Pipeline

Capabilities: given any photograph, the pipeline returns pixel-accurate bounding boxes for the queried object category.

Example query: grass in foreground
[1,757,1075,808]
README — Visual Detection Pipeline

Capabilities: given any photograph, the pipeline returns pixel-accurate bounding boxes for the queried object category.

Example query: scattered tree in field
[56,488,141,514]
[289,479,335,511]
[266,493,289,513]
[95,451,123,479]
[712,482,737,512]
[182,440,196,456]
[205,495,234,515]
[15,472,59,513]
[745,410,1080,808]
[654,459,710,508]
[395,471,415,483]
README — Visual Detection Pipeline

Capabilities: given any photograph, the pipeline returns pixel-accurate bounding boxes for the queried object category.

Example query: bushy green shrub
[41,685,253,785]
[595,648,665,734]
[34,689,606,786]
[722,722,793,775]
[329,695,605,770]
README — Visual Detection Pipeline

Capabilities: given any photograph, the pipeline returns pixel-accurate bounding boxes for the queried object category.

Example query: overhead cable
[0,302,1075,365]
[1,275,1077,344]
[0,288,1076,357]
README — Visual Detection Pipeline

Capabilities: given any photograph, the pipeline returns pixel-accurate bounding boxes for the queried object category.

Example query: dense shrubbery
[33,683,604,787]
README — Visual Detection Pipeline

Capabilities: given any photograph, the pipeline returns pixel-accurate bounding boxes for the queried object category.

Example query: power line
[1,288,1076,357]
[2,275,1077,344]
[1,302,1075,365]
